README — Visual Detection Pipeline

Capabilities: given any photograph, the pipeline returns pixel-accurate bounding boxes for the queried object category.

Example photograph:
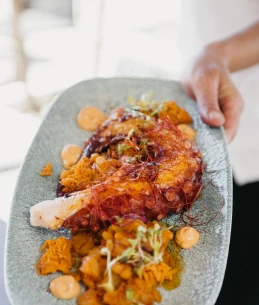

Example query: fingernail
[208,111,224,123]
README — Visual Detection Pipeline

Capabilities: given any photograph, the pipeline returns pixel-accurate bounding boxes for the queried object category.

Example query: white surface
[0,107,41,171]
[97,0,182,80]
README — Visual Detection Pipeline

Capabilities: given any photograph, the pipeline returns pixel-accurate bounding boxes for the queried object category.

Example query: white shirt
[181,0,259,185]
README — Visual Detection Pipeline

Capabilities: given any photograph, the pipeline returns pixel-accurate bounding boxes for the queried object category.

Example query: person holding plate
[181,2,259,304]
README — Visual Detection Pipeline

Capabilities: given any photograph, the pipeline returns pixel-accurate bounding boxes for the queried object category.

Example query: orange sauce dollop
[50,275,81,300]
[60,144,83,169]
[175,227,200,249]
[77,106,105,131]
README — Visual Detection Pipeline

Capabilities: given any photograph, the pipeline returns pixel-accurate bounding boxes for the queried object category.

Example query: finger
[220,94,244,143]
[219,76,244,143]
[192,70,225,127]
[182,80,196,100]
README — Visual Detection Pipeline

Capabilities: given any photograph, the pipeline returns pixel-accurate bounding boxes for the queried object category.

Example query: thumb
[193,74,225,127]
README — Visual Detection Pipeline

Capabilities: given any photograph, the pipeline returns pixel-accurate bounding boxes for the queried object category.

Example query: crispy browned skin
[61,107,203,231]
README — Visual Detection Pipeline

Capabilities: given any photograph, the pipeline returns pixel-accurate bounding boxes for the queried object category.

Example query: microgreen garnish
[117,143,132,155]
[99,223,171,292]
[126,288,134,300]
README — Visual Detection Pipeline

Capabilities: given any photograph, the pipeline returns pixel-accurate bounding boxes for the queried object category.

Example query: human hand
[182,44,244,143]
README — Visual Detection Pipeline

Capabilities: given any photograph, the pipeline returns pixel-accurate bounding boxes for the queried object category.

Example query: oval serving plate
[5,78,232,305]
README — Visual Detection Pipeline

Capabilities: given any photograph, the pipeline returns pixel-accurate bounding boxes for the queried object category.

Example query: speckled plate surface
[5,78,232,305]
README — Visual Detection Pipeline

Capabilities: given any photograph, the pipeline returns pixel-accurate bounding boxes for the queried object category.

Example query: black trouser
[215,179,259,305]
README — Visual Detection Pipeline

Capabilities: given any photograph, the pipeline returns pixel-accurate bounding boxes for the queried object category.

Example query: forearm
[206,20,259,72]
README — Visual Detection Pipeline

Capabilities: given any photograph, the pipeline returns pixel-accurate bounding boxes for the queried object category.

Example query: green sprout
[126,288,134,300]
[127,129,135,138]
[117,143,132,155]
[150,102,166,117]
[99,247,114,292]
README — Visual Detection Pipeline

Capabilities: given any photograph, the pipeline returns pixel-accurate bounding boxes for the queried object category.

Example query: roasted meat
[30,102,203,231]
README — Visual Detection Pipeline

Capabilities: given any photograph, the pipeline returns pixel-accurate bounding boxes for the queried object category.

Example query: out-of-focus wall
[30,0,73,19]
[0,0,182,194]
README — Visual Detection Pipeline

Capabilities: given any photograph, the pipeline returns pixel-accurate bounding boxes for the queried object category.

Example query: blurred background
[0,0,182,303]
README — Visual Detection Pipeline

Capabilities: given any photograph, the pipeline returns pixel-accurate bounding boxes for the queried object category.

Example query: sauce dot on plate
[175,226,200,249]
[61,144,83,169]
[77,106,105,131]
[50,275,81,300]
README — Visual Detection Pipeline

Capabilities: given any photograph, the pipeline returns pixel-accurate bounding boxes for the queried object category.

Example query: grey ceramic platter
[5,78,232,305]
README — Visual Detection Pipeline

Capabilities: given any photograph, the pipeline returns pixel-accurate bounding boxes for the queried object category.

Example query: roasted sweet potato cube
[112,263,133,280]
